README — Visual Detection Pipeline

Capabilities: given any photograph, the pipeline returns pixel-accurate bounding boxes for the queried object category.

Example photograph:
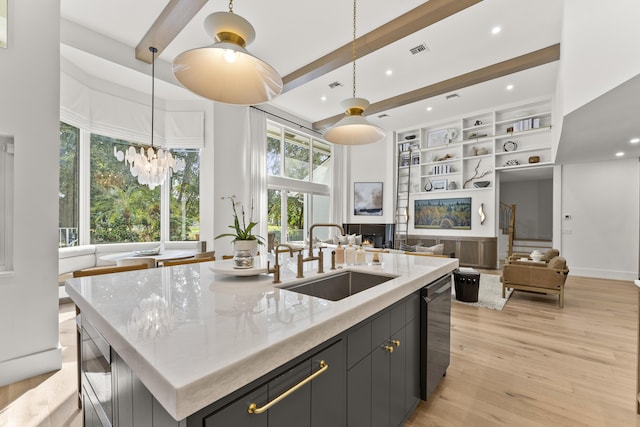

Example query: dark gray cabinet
[202,339,345,427]
[347,293,420,427]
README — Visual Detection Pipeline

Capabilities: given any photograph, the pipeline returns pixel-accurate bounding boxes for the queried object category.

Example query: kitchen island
[66,252,457,425]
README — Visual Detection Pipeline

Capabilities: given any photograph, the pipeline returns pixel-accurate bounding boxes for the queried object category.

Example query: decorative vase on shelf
[233,240,258,269]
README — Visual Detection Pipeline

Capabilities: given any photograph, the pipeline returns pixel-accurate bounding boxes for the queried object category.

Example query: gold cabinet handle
[384,345,394,353]
[391,340,400,348]
[248,360,328,414]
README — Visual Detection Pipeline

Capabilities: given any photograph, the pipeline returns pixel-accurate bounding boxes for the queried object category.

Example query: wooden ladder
[499,201,516,257]
[395,146,413,248]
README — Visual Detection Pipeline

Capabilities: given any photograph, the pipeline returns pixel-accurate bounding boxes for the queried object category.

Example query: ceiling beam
[135,0,208,63]
[312,43,561,130]
[282,0,483,93]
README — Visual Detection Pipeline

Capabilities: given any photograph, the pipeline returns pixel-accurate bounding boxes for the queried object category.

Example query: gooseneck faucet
[304,223,345,273]
[268,243,303,284]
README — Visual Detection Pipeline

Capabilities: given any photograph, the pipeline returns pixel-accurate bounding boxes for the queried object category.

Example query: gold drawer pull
[248,360,328,414]
[384,345,394,353]
[391,340,400,347]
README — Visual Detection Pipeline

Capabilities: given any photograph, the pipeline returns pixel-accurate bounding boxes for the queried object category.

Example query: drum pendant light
[172,0,283,105]
[323,0,386,145]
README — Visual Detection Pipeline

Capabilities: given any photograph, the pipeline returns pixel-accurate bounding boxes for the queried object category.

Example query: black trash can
[453,268,480,302]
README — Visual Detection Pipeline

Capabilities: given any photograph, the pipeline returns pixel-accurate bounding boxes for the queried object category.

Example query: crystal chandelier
[323,0,386,145]
[114,47,185,189]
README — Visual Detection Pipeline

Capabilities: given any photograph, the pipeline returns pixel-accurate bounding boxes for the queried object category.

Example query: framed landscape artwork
[414,197,471,230]
[354,182,383,216]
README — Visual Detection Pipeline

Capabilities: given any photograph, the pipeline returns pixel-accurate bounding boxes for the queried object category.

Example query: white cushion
[415,243,444,255]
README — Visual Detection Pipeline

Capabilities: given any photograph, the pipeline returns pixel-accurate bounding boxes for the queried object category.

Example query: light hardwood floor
[1,274,638,426]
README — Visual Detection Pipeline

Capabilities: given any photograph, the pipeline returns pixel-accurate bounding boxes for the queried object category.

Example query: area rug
[452,273,512,310]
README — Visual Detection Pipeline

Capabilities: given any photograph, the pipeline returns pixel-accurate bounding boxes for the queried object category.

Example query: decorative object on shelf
[478,203,486,225]
[404,135,417,140]
[424,180,433,192]
[505,159,520,166]
[477,147,489,156]
[411,154,420,165]
[432,179,448,191]
[114,47,185,189]
[354,182,383,216]
[415,197,471,230]
[215,195,264,267]
[172,0,283,105]
[474,120,483,126]
[323,0,385,145]
[463,159,493,189]
[427,128,458,147]
[469,146,477,156]
[468,133,488,139]
[435,153,452,162]
[473,181,490,188]
[448,181,457,190]
[528,155,540,163]
[506,126,514,133]
[503,140,517,152]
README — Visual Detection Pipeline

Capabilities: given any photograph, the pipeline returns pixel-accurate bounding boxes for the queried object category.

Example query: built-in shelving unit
[395,98,552,196]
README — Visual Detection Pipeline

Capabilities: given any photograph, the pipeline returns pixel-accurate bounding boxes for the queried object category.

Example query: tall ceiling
[59,0,640,167]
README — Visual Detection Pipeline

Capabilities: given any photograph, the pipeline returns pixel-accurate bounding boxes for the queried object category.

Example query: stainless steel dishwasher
[420,273,452,400]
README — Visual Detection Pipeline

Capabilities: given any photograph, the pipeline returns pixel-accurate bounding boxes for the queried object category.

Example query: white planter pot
[234,239,258,256]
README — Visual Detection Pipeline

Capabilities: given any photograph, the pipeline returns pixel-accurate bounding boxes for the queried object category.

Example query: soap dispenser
[335,245,345,264]
[345,243,356,265]
[356,245,366,265]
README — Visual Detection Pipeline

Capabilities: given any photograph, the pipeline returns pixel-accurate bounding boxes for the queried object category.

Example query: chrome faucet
[304,223,345,273]
[268,243,303,283]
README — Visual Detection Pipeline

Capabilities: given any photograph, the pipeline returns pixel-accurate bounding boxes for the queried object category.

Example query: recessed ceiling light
[616,151,625,157]
[506,84,514,91]
[321,96,327,101]
[492,26,501,35]
[426,107,433,112]
[386,69,393,76]
[630,138,640,144]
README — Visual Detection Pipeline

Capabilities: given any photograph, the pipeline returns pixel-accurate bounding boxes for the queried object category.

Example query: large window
[266,121,331,248]
[59,122,200,246]
[59,122,79,247]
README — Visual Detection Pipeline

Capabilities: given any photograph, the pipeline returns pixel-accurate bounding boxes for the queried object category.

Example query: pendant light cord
[352,0,357,99]
[150,46,157,150]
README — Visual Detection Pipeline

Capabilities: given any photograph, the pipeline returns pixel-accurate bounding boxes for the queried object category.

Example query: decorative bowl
[404,135,417,140]
[473,181,490,188]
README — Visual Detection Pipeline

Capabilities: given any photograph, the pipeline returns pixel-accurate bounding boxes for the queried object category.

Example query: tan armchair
[501,256,569,307]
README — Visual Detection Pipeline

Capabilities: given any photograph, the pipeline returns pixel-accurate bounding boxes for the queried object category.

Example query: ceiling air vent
[328,81,343,89]
[445,93,460,100]
[409,43,429,55]
[377,113,389,119]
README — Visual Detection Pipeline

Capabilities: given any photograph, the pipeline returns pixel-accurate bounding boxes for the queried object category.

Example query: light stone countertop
[66,252,458,420]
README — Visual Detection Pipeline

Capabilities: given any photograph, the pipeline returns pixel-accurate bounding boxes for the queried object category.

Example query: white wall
[212,104,252,256]
[560,0,640,115]
[501,179,553,240]
[346,134,395,225]
[0,0,61,385]
[560,158,639,280]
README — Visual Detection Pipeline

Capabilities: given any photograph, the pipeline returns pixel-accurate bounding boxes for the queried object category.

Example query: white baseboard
[569,267,637,282]
[0,347,62,387]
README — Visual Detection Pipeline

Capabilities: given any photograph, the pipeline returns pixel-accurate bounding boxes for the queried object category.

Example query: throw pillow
[547,256,566,270]
[415,243,444,255]
[399,243,416,252]
[542,249,559,262]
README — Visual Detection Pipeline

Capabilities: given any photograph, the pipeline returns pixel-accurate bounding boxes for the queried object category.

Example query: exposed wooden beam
[313,44,561,130]
[282,0,483,93]
[135,0,208,63]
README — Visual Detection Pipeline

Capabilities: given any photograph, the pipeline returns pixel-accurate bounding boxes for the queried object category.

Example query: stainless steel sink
[279,271,396,301]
